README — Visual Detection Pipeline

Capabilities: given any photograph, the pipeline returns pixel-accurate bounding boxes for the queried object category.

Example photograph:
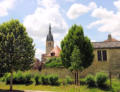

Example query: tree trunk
[10,70,13,92]
[109,71,112,88]
[74,72,76,85]
[74,71,79,85]
[76,71,79,85]
[77,71,79,85]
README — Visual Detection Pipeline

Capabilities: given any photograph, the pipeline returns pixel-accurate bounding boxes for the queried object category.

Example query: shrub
[65,76,73,84]
[85,74,95,87]
[49,75,59,85]
[6,73,11,84]
[34,74,41,85]
[5,71,32,84]
[41,75,49,85]
[96,72,108,88]
[24,72,32,84]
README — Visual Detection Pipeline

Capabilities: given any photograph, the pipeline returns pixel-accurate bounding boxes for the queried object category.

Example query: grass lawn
[0,82,110,92]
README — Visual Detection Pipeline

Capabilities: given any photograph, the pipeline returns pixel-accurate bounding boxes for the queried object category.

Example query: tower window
[51,52,55,56]
[97,50,107,61]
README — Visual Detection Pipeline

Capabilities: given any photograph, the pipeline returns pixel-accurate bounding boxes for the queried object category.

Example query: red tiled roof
[104,34,118,42]
[104,38,118,42]
[47,46,61,57]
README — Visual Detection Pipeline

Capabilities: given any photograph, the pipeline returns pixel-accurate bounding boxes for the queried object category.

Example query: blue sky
[0,0,120,60]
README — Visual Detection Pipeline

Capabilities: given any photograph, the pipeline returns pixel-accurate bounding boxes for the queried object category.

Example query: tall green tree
[70,46,83,85]
[60,24,94,85]
[0,19,35,91]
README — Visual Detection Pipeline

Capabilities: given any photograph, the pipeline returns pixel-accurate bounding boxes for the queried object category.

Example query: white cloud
[65,0,76,2]
[91,40,96,42]
[88,0,120,39]
[114,0,120,11]
[35,48,44,60]
[24,0,68,40]
[0,0,16,17]
[67,2,97,19]
[23,0,68,59]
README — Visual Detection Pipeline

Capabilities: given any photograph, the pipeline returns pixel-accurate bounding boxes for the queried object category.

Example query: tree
[70,46,83,85]
[0,19,35,91]
[60,24,94,85]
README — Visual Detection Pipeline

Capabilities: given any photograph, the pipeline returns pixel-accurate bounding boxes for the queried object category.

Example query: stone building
[81,34,120,77]
[41,24,61,62]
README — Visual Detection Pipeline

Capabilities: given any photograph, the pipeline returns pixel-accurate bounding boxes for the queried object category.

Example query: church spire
[46,24,54,41]
[49,23,51,34]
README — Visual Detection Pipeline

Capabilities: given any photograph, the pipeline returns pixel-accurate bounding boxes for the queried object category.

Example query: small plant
[65,76,73,85]
[34,74,41,85]
[85,74,95,87]
[49,75,59,85]
[96,72,108,88]
[41,75,49,85]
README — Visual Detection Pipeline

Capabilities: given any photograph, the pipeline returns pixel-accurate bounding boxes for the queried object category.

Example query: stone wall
[109,49,120,76]
[46,41,54,54]
[81,48,120,77]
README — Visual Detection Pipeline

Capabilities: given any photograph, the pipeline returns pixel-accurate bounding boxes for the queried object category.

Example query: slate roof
[92,41,120,49]
[46,24,54,41]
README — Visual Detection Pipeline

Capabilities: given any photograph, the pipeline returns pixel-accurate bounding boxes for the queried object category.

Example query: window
[97,51,102,61]
[51,52,55,56]
[97,50,107,61]
[102,50,107,61]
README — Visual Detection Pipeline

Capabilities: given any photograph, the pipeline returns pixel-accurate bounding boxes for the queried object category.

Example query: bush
[49,75,59,85]
[96,72,108,88]
[41,75,49,85]
[5,71,32,84]
[85,74,95,87]
[34,74,41,85]
[65,76,73,84]
[24,72,32,84]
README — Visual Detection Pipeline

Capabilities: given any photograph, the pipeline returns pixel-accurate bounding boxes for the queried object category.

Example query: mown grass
[1,78,120,92]
[0,69,120,92]
[0,82,106,92]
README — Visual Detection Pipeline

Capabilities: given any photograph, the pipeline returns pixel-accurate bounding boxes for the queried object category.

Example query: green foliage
[3,71,32,84]
[85,74,95,87]
[65,76,73,84]
[34,74,41,85]
[2,71,60,86]
[96,72,108,88]
[0,19,35,73]
[45,57,63,68]
[60,24,94,70]
[41,75,49,85]
[70,46,83,71]
[49,75,59,85]
[40,75,59,85]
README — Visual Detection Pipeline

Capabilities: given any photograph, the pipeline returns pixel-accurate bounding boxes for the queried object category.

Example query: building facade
[81,34,120,77]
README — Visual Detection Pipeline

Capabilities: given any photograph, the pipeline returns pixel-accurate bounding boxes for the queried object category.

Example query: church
[41,24,61,62]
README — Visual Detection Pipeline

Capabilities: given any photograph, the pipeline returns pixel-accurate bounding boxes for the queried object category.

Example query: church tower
[46,24,54,54]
